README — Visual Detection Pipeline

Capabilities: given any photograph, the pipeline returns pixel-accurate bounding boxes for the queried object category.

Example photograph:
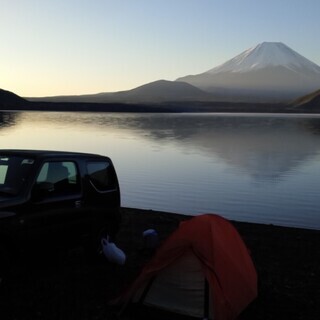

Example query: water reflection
[134,115,320,181]
[1,111,320,228]
[0,112,19,128]
[301,117,320,134]
[4,112,320,181]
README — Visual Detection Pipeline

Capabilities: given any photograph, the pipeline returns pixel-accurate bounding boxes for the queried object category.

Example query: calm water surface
[1,111,320,230]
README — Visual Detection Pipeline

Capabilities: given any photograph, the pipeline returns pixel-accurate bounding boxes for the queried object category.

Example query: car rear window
[87,161,116,192]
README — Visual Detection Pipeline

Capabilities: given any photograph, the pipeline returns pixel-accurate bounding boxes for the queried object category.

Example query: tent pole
[138,276,156,304]
[203,279,209,320]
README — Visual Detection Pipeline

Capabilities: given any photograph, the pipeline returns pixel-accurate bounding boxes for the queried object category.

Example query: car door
[24,159,90,250]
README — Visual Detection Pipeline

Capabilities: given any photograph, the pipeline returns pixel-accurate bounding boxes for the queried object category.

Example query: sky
[1,0,320,97]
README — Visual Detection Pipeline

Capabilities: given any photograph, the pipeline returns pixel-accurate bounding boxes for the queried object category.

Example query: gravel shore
[1,207,319,320]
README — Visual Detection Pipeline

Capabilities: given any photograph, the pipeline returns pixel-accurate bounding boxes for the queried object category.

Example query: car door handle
[75,200,82,208]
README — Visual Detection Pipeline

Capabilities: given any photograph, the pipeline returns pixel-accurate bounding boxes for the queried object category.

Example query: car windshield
[0,155,35,196]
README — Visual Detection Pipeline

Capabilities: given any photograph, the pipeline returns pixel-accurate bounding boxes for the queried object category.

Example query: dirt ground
[1,207,319,320]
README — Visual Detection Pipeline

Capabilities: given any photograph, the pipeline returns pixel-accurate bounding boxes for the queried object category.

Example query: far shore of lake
[1,99,320,114]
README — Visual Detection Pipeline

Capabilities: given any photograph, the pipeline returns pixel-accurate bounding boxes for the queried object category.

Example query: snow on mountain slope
[208,42,320,74]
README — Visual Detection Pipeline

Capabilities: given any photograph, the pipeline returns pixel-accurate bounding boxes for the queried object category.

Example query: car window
[35,161,81,197]
[87,161,116,192]
[0,162,8,184]
[0,156,35,195]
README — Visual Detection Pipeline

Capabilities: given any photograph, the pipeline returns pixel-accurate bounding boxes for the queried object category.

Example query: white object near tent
[101,237,126,265]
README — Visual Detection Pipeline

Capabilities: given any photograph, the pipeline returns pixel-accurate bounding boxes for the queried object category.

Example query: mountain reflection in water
[1,111,320,229]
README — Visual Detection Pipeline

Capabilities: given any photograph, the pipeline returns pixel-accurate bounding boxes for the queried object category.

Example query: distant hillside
[290,88,320,109]
[28,80,215,104]
[3,85,319,113]
[0,88,27,108]
[111,80,214,103]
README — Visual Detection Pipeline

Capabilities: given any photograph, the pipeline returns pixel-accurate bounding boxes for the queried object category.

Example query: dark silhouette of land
[2,98,320,114]
[0,88,28,108]
[1,86,320,113]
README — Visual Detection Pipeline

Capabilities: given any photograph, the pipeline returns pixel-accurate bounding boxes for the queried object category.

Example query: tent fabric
[115,214,257,320]
[134,251,209,318]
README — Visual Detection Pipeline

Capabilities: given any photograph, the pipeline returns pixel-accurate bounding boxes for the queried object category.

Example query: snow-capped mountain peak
[207,42,320,74]
[176,42,320,102]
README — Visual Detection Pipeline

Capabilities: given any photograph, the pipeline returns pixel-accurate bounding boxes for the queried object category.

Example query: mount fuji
[177,42,320,102]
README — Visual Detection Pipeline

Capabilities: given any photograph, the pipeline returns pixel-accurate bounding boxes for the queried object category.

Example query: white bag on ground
[101,236,126,265]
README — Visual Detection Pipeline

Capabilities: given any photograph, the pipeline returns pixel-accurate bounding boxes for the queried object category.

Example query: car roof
[0,149,110,160]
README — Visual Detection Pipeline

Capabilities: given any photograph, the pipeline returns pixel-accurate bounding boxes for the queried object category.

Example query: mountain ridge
[28,80,215,103]
[0,88,28,107]
[7,42,320,106]
[177,42,320,102]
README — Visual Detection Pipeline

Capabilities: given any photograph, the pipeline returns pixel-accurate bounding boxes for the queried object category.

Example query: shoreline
[1,100,320,114]
[1,207,319,319]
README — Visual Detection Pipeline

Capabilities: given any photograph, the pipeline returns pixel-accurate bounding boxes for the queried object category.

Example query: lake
[1,111,320,230]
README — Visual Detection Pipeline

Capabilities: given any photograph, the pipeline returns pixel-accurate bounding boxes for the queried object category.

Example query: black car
[0,150,121,284]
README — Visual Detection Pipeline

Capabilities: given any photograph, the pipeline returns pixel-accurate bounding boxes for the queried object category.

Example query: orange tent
[116,214,257,320]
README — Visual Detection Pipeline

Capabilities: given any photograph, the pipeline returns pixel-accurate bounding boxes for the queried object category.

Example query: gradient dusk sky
[1,0,320,97]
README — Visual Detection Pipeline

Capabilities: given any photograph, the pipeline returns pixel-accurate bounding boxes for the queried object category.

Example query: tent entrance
[134,251,213,319]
